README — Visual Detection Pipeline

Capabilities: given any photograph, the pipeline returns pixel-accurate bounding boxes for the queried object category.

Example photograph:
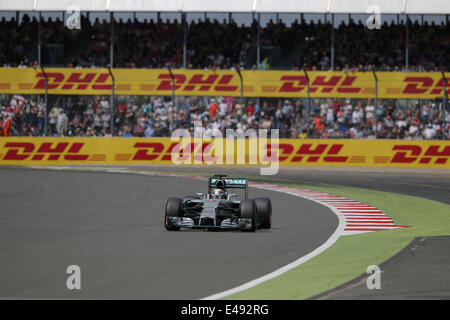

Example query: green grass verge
[141,170,450,299]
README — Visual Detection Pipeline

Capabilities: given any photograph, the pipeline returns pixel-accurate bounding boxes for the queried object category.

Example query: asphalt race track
[1,166,449,299]
[0,168,338,299]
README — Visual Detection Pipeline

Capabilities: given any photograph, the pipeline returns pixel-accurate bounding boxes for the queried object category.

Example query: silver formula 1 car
[164,174,272,232]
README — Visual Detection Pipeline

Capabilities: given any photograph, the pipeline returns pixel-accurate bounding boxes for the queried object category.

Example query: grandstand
[0,0,448,139]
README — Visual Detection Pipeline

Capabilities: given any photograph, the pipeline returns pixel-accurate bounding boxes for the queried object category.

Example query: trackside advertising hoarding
[0,138,449,168]
[0,68,449,99]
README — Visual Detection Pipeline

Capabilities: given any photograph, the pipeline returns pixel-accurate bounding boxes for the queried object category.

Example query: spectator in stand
[121,124,132,137]
[423,124,436,139]
[314,115,325,133]
[1,113,11,136]
[100,96,110,113]
[376,99,385,121]
[432,119,442,138]
[282,100,293,119]
[218,97,228,118]
[422,102,430,123]
[142,98,152,115]
[208,98,219,119]
[48,108,57,134]
[336,106,346,128]
[145,123,155,137]
[259,114,272,130]
[246,101,255,116]
[294,101,304,118]
[234,99,243,117]
[224,96,234,114]
[365,99,375,120]
[325,105,334,125]
[352,102,363,127]
[343,99,353,123]
[408,118,420,138]
[274,103,283,131]
[320,99,328,116]
[56,111,68,136]
[101,112,111,133]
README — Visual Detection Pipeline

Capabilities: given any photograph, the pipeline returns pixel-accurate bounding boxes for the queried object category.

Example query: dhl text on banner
[0,68,448,99]
[0,138,449,169]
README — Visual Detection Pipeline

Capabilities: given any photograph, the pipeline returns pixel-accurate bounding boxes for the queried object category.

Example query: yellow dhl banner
[0,68,448,99]
[0,138,449,168]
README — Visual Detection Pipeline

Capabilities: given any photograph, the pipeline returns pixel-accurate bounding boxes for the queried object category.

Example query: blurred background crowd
[0,14,448,71]
[0,13,448,139]
[1,94,448,139]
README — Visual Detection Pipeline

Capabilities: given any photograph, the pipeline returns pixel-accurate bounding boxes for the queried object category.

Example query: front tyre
[254,197,272,229]
[240,199,257,232]
[164,197,183,231]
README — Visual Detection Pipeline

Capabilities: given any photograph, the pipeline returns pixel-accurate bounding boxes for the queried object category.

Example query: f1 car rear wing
[208,175,248,199]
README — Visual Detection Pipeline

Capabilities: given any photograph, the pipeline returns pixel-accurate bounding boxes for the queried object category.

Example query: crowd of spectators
[0,14,448,71]
[1,14,448,139]
[1,94,448,140]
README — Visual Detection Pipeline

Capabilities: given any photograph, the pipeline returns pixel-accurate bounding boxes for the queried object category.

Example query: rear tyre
[254,197,272,229]
[164,197,183,231]
[240,199,257,232]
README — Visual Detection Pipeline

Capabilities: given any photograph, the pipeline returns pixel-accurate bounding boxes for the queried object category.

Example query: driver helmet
[213,188,225,199]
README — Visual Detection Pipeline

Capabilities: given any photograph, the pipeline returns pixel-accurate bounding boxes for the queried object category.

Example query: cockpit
[212,188,227,199]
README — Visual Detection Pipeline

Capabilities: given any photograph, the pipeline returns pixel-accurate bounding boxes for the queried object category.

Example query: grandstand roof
[1,0,449,15]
